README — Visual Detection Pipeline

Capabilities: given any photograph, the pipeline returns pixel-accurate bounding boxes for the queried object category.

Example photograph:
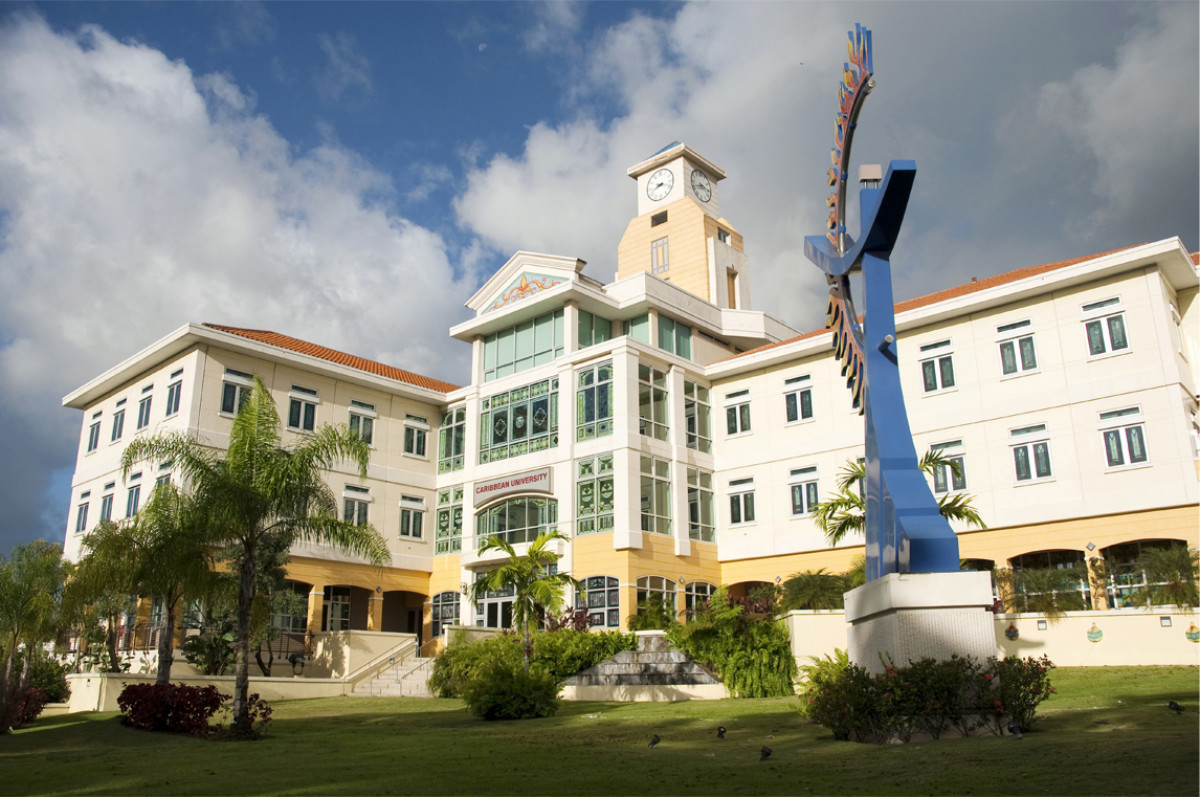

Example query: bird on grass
[716,726,726,739]
[1168,701,1184,714]
[648,734,660,748]
[1007,721,1023,740]
[759,746,772,761]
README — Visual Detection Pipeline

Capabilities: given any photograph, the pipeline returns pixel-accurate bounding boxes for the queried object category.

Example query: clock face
[690,169,712,202]
[646,168,674,201]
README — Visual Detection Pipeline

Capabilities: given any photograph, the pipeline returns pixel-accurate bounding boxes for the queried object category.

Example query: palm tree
[780,568,849,611]
[813,450,986,546]
[63,521,139,673]
[120,376,389,735]
[468,530,576,672]
[0,541,66,730]
[1134,545,1199,609]
[993,567,1088,621]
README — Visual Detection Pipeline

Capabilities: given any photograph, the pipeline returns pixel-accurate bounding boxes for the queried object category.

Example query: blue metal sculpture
[804,25,959,581]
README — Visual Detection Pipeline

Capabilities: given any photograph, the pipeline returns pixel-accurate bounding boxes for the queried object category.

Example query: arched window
[1009,550,1090,609]
[1101,539,1187,608]
[577,576,620,628]
[476,497,558,548]
[636,575,677,616]
[432,591,460,638]
[684,581,716,620]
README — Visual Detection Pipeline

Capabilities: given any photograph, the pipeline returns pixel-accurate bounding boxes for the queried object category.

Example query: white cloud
[314,31,373,103]
[0,15,470,550]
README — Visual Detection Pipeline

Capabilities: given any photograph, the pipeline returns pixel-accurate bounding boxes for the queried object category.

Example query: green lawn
[5,666,1197,796]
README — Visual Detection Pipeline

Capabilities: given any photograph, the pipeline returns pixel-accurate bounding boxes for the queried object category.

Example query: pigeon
[1007,721,1023,740]
[1168,701,1184,714]
[717,726,726,739]
[648,734,660,748]
[759,746,772,761]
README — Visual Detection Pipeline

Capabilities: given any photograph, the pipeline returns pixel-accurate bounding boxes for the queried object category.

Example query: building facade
[62,143,1200,645]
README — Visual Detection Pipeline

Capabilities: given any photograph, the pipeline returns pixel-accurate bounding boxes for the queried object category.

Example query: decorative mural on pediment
[485,272,564,313]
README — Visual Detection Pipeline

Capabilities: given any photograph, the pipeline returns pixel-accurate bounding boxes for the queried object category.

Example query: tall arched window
[636,575,677,616]
[684,581,715,620]
[432,591,460,638]
[476,496,558,547]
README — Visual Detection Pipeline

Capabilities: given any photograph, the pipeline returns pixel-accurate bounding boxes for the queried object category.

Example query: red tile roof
[726,244,1145,362]
[203,324,461,393]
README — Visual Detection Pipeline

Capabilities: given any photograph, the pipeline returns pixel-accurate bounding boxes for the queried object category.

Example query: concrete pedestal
[844,571,995,674]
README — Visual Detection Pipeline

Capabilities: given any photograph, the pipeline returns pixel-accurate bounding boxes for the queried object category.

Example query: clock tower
[617,142,749,310]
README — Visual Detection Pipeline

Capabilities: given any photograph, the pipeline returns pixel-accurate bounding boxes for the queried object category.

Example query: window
[136,385,153,430]
[86,413,101,452]
[576,361,614,441]
[111,401,126,442]
[403,415,428,457]
[399,495,424,538]
[657,316,692,360]
[220,369,253,414]
[74,494,90,534]
[728,477,755,525]
[349,400,375,445]
[324,586,351,632]
[997,320,1038,376]
[639,456,671,535]
[1010,550,1090,609]
[651,237,669,274]
[577,576,621,629]
[724,390,751,435]
[269,582,309,633]
[636,575,676,618]
[482,309,564,382]
[477,497,558,548]
[576,454,615,535]
[155,461,171,489]
[930,441,966,493]
[438,407,466,473]
[343,485,370,526]
[623,313,650,344]
[684,381,712,453]
[1099,407,1148,469]
[1010,424,1052,482]
[784,375,813,423]
[480,378,559,463]
[432,591,460,637]
[578,310,613,349]
[288,386,317,432]
[435,487,464,555]
[687,468,714,542]
[684,581,715,620]
[125,475,142,518]
[99,484,115,522]
[650,210,668,227]
[638,364,669,441]
[1082,297,1129,356]
[717,228,731,245]
[919,341,955,393]
[165,370,183,416]
[788,468,819,516]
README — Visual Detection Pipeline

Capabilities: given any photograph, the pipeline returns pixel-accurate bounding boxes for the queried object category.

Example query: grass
[4,665,1197,796]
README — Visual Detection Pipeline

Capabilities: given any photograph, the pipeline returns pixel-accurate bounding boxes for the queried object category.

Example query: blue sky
[0,1,1196,555]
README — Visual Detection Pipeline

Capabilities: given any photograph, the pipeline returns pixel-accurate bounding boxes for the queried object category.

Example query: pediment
[466,252,587,316]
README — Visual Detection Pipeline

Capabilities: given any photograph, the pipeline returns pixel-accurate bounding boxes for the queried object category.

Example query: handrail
[342,636,418,688]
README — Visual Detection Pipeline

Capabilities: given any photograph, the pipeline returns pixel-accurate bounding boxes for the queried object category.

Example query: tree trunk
[155,599,175,686]
[521,617,531,673]
[232,543,257,735]
[105,614,121,673]
[255,642,273,677]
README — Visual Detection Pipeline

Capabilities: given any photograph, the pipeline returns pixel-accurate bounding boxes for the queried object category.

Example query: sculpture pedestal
[844,571,995,674]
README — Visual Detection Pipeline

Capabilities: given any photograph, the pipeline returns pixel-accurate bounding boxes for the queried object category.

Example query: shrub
[214,692,274,736]
[459,659,560,721]
[994,654,1056,729]
[25,655,71,703]
[430,630,635,698]
[117,683,227,735]
[798,652,1054,743]
[12,687,49,729]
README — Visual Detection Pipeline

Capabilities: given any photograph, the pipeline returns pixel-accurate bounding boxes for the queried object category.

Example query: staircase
[564,631,721,689]
[350,655,435,698]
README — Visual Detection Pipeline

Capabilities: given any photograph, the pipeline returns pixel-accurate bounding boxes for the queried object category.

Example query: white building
[62,143,1200,645]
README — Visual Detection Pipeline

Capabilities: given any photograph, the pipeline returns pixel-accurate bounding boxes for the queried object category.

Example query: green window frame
[638,364,669,441]
[438,407,466,473]
[576,361,614,441]
[576,454,615,536]
[578,310,613,349]
[639,456,671,535]
[687,468,714,542]
[480,378,559,463]
[482,309,564,381]
[684,381,712,453]
[476,497,558,549]
[435,486,464,555]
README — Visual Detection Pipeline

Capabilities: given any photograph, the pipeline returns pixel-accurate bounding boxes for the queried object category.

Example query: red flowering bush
[798,652,1054,743]
[117,683,227,735]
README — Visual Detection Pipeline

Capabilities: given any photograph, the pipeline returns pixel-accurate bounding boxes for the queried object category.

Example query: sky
[0,1,1196,556]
